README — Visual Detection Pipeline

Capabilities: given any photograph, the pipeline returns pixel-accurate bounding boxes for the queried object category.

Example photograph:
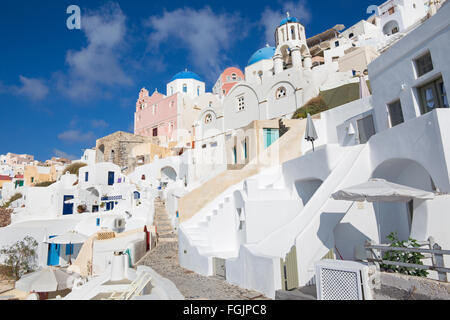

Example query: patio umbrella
[15,267,76,293]
[47,231,88,245]
[47,231,88,265]
[332,178,435,242]
[305,113,318,151]
[331,178,435,202]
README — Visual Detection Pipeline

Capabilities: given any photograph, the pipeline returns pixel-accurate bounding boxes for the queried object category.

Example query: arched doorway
[161,166,177,182]
[371,158,436,242]
[383,20,400,36]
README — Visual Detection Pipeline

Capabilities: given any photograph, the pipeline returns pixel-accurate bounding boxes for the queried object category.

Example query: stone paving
[138,199,270,300]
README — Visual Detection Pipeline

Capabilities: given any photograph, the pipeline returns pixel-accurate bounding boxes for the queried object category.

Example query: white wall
[369,4,450,133]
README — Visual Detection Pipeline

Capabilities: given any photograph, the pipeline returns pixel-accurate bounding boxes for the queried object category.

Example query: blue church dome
[170,70,202,82]
[247,46,276,66]
[279,16,299,26]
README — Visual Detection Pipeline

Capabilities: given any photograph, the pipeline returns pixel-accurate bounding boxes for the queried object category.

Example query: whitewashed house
[177,4,450,299]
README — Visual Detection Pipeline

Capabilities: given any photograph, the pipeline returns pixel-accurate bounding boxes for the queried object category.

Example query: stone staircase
[154,198,177,243]
[178,118,307,223]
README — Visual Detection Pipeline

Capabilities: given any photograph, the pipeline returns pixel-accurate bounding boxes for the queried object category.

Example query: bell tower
[273,12,312,74]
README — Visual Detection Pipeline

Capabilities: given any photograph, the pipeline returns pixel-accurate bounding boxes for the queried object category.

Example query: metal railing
[365,237,450,282]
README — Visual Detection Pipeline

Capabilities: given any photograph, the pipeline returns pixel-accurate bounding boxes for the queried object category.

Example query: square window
[415,52,433,77]
[387,100,404,127]
[237,96,245,111]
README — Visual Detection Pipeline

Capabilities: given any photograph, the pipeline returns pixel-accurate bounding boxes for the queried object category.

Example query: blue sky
[0,0,377,161]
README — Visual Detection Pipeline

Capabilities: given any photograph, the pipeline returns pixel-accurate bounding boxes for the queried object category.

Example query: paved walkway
[138,199,270,300]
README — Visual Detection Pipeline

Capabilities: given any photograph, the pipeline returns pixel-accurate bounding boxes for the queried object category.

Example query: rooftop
[170,70,202,82]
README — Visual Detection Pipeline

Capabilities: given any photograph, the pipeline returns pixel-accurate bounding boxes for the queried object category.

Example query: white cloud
[57,2,132,99]
[261,0,312,45]
[58,130,95,144]
[53,149,78,160]
[0,76,49,101]
[145,7,246,82]
[91,119,108,128]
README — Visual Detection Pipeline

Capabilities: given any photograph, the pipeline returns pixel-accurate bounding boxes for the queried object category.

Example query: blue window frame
[244,139,248,159]
[183,84,187,93]
[108,171,114,186]
[96,218,101,226]
[66,244,74,255]
[263,128,280,149]
[85,172,89,182]
[63,195,74,215]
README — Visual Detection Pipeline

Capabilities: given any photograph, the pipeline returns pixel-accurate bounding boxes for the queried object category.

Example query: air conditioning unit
[315,259,372,300]
[114,218,126,229]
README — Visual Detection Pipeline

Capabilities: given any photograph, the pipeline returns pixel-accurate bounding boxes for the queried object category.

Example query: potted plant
[77,204,87,214]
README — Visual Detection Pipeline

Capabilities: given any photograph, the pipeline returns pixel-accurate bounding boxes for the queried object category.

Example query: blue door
[263,128,280,149]
[108,172,115,186]
[63,195,74,215]
[106,202,111,211]
[47,236,60,266]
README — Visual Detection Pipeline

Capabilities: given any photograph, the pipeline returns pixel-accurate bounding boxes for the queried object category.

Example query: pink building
[213,67,245,98]
[134,70,206,143]
[134,88,178,140]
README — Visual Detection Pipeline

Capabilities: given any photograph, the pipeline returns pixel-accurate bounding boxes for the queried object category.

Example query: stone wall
[372,272,450,300]
[95,131,157,173]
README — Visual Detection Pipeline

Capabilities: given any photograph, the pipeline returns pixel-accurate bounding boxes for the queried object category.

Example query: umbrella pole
[312,141,315,152]
[376,202,381,243]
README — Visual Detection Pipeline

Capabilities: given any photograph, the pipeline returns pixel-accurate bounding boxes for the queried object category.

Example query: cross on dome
[286,11,290,18]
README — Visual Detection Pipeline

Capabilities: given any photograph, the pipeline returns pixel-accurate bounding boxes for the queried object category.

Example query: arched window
[349,32,354,38]
[276,87,287,99]
[170,87,174,95]
[231,73,237,81]
[291,26,296,40]
[197,86,200,96]
[141,174,146,180]
[183,84,187,93]
[205,114,213,124]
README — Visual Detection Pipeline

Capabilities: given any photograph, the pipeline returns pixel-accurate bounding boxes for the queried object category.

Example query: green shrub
[1,193,23,209]
[292,96,328,119]
[0,236,38,279]
[380,232,428,277]
[63,163,87,176]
